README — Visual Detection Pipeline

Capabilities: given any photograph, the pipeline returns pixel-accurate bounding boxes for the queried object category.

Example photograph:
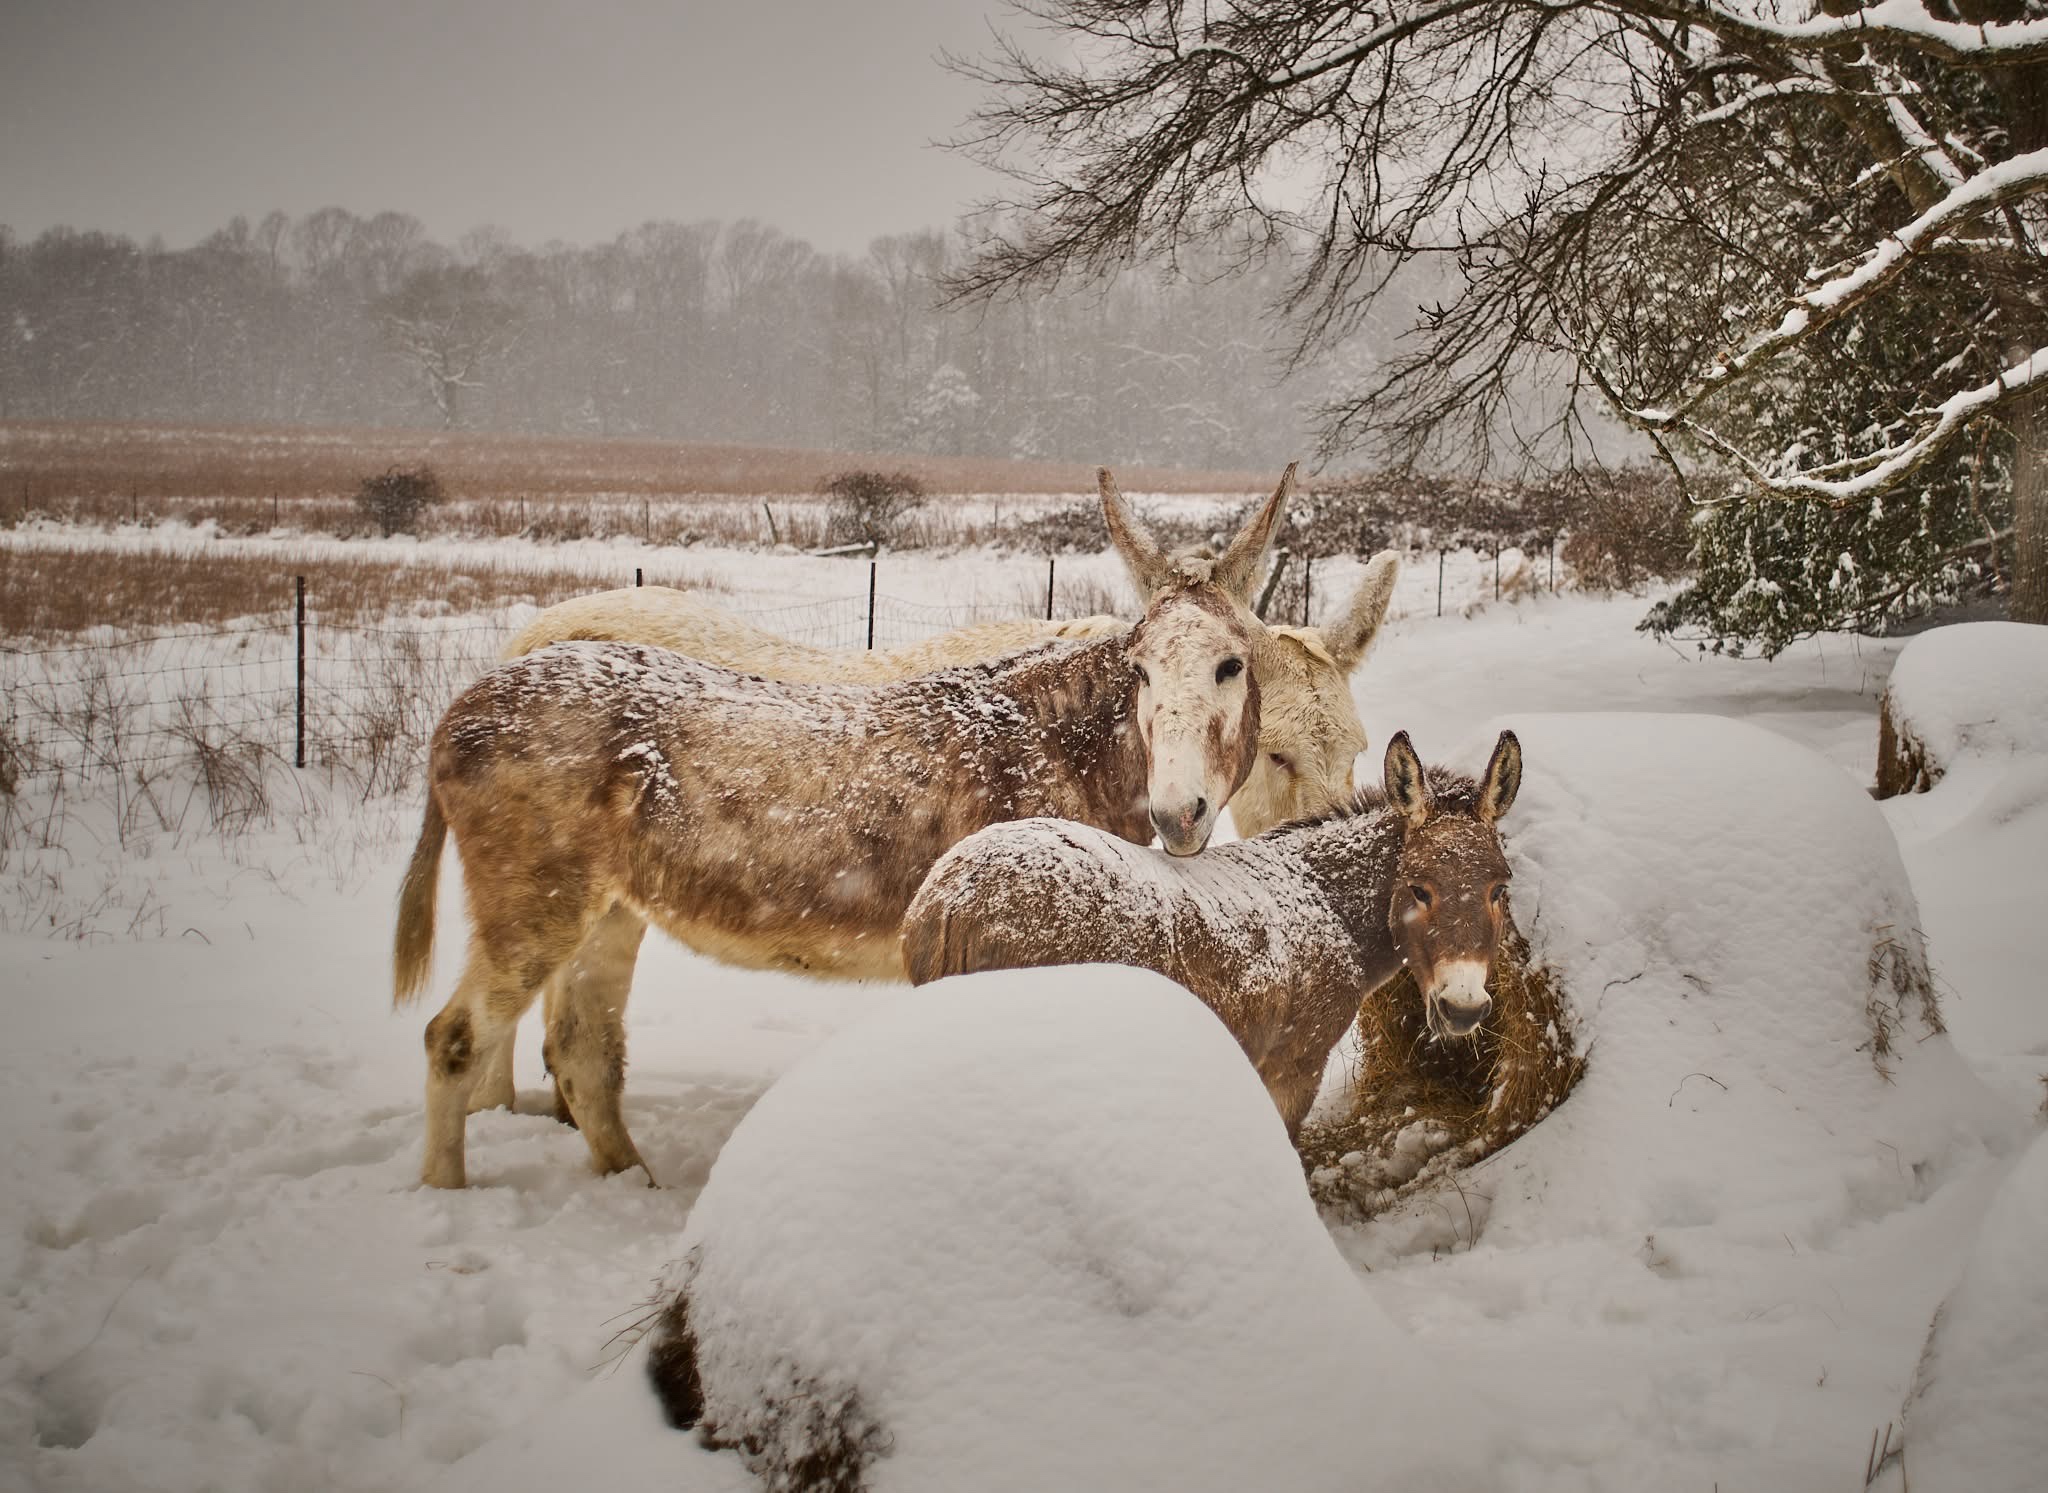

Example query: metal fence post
[294,575,307,769]
[1045,556,1055,620]
[635,567,644,587]
[1494,541,1502,601]
[1302,559,1313,627]
[867,561,877,650]
[1438,548,1446,617]
[1550,534,1558,593]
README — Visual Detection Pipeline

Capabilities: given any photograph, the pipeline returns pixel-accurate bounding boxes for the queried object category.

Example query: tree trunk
[2013,390,2048,624]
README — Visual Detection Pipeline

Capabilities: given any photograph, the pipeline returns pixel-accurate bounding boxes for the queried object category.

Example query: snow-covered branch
[1675,344,2048,503]
[1638,0,2048,67]
[1618,146,2048,428]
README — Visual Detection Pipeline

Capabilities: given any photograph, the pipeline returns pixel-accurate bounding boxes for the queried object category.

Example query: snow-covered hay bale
[1877,622,2048,797]
[642,965,1454,1493]
[1878,1127,2048,1493]
[1300,929,1582,1211]
[1327,714,2014,1249]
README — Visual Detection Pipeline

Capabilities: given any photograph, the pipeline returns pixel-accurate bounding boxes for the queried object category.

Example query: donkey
[1096,471,1400,838]
[474,468,1395,1117]
[508,474,1400,841]
[902,730,1523,1138]
[393,485,1284,1188]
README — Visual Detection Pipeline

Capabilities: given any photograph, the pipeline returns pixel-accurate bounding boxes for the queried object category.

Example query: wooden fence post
[867,561,877,650]
[1045,556,1055,620]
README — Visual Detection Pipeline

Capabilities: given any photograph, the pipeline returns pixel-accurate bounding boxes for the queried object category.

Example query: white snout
[1426,957,1494,1037]
[1146,728,1224,856]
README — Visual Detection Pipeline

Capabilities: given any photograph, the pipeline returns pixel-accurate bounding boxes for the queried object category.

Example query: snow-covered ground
[2,534,2043,1492]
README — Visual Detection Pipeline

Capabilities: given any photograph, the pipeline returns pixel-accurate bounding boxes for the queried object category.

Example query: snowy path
[3,586,2042,1491]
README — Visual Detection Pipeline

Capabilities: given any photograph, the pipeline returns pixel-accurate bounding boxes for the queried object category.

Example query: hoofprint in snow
[2,544,2045,1491]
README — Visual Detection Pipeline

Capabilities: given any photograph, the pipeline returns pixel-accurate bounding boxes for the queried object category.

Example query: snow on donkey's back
[444,966,1497,1493]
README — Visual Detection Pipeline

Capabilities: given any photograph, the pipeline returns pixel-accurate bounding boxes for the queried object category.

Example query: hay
[1874,689,1940,798]
[1299,926,1584,1218]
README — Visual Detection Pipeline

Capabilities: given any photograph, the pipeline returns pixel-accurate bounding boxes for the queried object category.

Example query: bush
[353,465,446,537]
[820,469,926,548]
[1558,469,1693,592]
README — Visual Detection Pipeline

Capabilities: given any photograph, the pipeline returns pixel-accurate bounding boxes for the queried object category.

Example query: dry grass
[0,546,707,640]
[0,420,1276,510]
[1298,927,1585,1218]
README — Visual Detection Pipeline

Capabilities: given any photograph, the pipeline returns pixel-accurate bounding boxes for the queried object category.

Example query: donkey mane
[1271,764,1485,834]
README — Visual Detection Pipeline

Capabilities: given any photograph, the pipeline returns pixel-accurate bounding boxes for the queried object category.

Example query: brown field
[0,546,701,642]
[0,420,1277,509]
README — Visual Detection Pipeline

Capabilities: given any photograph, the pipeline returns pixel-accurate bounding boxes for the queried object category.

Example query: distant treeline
[0,210,1351,468]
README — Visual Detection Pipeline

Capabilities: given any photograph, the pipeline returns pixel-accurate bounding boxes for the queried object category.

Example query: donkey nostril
[1190,797,1208,822]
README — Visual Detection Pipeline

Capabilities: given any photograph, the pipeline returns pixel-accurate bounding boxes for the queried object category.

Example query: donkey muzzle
[1150,796,1213,857]
[1426,959,1494,1037]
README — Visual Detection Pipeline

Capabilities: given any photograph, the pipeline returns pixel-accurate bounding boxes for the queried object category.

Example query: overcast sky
[2,0,1021,255]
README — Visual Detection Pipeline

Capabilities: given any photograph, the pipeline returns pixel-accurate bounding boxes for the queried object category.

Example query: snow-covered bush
[1876,623,2048,798]
[1332,714,2016,1253]
[642,965,1466,1493]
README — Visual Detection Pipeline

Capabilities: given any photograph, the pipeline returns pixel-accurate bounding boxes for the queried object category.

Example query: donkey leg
[542,903,653,1182]
[468,1023,518,1115]
[539,967,578,1128]
[1268,1066,1327,1144]
[421,959,537,1189]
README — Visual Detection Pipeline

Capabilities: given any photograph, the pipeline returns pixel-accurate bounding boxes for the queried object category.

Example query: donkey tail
[393,792,447,1007]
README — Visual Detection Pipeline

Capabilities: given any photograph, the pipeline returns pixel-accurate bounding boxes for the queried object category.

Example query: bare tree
[950,0,2048,620]
[377,264,519,429]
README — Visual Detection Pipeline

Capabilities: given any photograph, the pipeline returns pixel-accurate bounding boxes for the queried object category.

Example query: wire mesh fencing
[0,566,1076,800]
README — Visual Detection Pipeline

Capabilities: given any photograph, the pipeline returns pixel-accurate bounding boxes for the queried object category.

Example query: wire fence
[0,547,1543,800]
[0,562,1074,791]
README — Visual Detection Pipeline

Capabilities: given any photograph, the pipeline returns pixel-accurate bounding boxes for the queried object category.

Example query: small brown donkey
[903,731,1523,1137]
[393,486,1286,1188]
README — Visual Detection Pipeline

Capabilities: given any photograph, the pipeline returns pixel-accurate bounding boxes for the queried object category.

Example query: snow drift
[1352,713,2016,1257]
[1876,1125,2048,1493]
[638,964,1492,1493]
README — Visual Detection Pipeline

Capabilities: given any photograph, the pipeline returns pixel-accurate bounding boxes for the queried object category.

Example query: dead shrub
[1559,470,1692,591]
[354,464,446,537]
[0,716,19,798]
[166,695,274,837]
[821,470,927,549]
[1299,927,1584,1218]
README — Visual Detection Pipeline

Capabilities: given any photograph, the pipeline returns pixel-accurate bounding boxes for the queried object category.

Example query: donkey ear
[1099,467,1173,597]
[1383,730,1431,830]
[1478,730,1523,823]
[1212,463,1296,603]
[1321,549,1400,671]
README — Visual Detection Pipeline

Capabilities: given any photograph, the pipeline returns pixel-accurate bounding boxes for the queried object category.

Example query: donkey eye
[1268,752,1293,773]
[1490,884,1507,905]
[1132,663,1150,687]
[1215,657,1244,683]
[1410,885,1433,909]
